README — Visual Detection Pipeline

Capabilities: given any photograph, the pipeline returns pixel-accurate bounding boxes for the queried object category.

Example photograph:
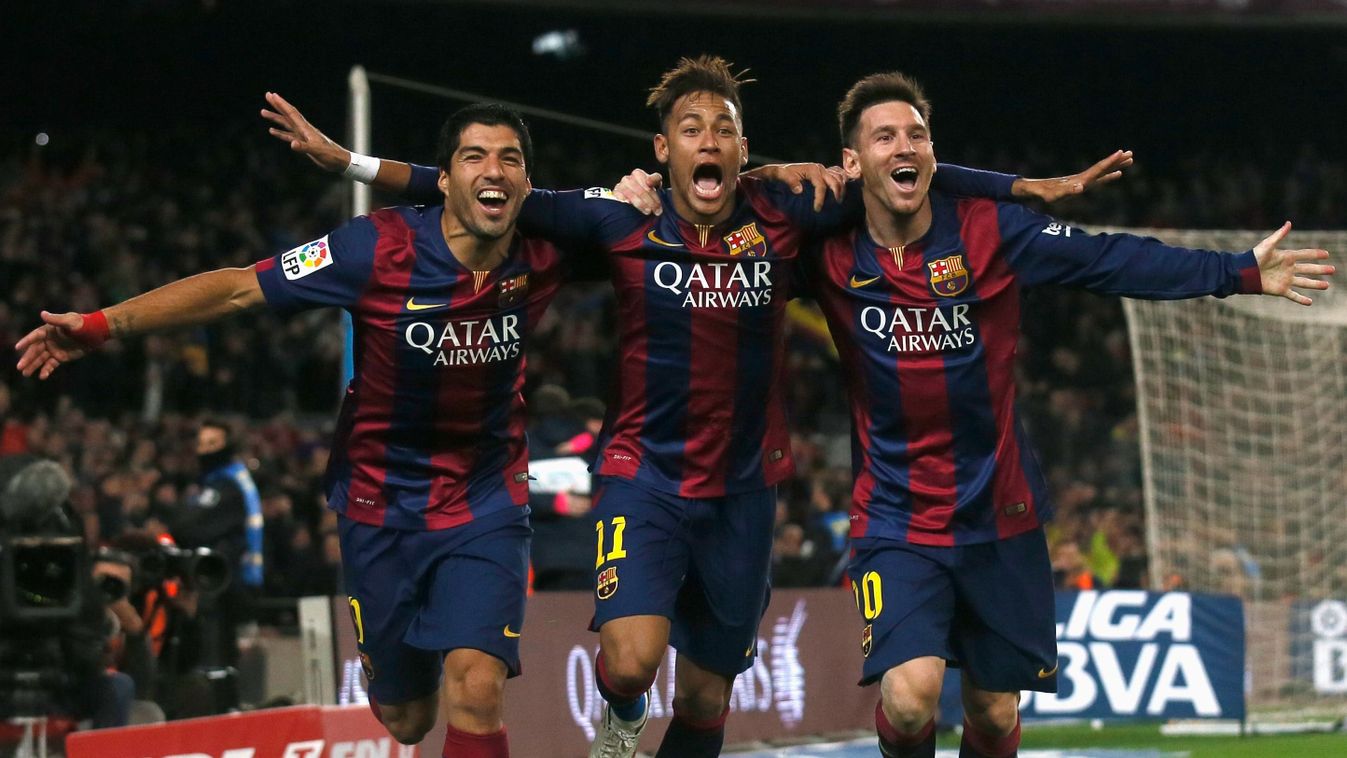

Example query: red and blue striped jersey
[810,194,1262,546]
[519,179,828,497]
[255,205,569,530]
[405,164,1017,498]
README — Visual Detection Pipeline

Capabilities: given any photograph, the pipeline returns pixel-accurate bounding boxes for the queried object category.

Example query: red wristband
[71,310,112,349]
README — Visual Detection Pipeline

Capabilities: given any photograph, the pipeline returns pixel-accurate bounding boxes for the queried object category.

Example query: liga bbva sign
[1021,591,1246,720]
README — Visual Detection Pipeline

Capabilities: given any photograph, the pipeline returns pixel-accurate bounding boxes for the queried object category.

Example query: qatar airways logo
[404,314,521,366]
[860,303,974,354]
[653,260,774,309]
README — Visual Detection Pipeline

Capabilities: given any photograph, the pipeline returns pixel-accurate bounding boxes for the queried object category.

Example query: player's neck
[863,192,932,249]
[440,206,512,271]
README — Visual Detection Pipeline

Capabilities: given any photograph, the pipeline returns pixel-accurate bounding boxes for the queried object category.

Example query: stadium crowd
[3,124,1342,612]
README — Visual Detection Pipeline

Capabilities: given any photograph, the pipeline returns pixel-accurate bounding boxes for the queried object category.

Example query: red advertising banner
[66,705,417,758]
[330,589,875,757]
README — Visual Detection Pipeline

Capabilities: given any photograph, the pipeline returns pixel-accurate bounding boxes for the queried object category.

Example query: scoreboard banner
[66,704,412,758]
[1020,590,1246,721]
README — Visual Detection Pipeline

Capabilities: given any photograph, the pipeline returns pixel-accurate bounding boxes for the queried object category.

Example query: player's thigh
[849,539,956,687]
[405,507,532,678]
[590,476,692,630]
[338,516,443,704]
[670,488,775,677]
[950,528,1058,693]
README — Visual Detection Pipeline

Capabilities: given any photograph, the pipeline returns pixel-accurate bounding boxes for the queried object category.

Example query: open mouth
[691,164,724,200]
[890,167,919,192]
[477,188,509,215]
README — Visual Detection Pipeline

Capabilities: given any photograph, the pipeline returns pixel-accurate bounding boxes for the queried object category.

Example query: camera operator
[165,419,259,669]
[0,455,135,730]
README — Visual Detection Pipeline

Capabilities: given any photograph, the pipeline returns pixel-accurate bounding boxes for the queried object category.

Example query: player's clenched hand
[1014,150,1134,203]
[1254,221,1334,306]
[14,311,94,380]
[613,169,664,216]
[745,163,846,211]
[260,92,351,174]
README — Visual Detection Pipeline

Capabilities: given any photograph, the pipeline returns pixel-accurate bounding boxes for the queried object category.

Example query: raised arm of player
[15,267,265,380]
[998,203,1334,304]
[1010,150,1133,203]
[261,92,439,202]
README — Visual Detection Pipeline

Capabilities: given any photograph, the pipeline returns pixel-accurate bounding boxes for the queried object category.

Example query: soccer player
[15,104,585,758]
[805,73,1331,758]
[261,57,1116,758]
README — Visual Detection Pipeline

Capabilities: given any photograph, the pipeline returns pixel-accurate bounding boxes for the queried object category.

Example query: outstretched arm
[15,267,265,379]
[1010,149,1133,203]
[261,92,440,202]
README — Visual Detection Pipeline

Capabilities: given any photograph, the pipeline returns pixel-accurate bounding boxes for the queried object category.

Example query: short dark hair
[436,103,534,177]
[199,417,232,443]
[837,72,932,148]
[646,55,754,133]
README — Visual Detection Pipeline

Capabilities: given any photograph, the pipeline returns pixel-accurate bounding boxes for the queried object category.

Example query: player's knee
[601,641,663,693]
[879,670,940,733]
[379,703,436,745]
[671,689,730,724]
[963,691,1020,736]
[444,662,506,720]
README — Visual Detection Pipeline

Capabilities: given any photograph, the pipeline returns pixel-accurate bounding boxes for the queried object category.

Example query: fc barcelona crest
[723,222,767,257]
[927,253,970,297]
[861,624,873,657]
[597,566,619,600]
[498,274,530,307]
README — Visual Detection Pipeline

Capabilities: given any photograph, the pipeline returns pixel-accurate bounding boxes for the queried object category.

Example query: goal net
[1120,227,1347,713]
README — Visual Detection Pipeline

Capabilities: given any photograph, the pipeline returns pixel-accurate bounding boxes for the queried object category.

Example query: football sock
[875,701,935,758]
[959,715,1020,758]
[653,704,728,758]
[442,723,509,758]
[595,653,651,722]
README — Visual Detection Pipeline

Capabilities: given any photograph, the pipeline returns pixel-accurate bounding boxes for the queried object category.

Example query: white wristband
[343,152,381,183]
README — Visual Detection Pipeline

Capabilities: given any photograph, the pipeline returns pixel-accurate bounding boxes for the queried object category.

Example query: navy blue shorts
[849,528,1058,693]
[338,506,531,705]
[590,476,774,677]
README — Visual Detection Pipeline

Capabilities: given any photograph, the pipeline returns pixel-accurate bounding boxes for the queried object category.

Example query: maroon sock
[653,705,728,758]
[442,723,509,758]
[959,716,1020,758]
[875,701,935,758]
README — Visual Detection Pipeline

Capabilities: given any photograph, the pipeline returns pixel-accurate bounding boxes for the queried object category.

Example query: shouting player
[16,105,588,758]
[262,56,1119,758]
[804,73,1332,758]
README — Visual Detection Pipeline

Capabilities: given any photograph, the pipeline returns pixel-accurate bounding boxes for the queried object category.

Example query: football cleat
[588,696,649,758]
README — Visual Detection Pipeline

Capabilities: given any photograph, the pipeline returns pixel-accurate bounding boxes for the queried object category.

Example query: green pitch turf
[956,721,1345,757]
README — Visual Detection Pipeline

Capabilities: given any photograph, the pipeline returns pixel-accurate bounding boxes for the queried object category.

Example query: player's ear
[653,133,670,166]
[437,169,451,197]
[841,148,862,180]
[739,137,749,167]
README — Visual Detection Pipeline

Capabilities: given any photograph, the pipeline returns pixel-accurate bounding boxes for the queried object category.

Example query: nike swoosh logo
[406,298,449,311]
[849,275,882,288]
[1037,663,1059,679]
[647,230,684,248]
[503,625,521,638]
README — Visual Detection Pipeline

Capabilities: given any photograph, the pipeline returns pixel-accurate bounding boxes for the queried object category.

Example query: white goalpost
[1120,227,1347,714]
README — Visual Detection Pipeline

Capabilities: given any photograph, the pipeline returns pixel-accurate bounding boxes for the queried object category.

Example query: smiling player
[808,72,1333,758]
[15,104,594,758]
